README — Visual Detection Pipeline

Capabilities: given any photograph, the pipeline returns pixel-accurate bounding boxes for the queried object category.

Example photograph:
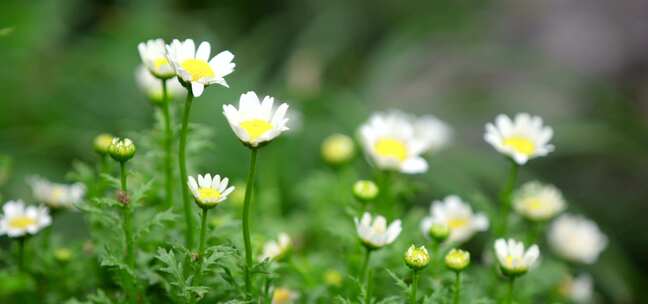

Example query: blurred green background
[2,0,648,300]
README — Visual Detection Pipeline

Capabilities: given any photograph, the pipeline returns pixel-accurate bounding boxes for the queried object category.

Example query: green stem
[18,237,25,272]
[179,91,195,249]
[360,247,371,283]
[453,271,462,304]
[410,270,419,304]
[120,162,135,269]
[499,160,519,236]
[506,278,515,304]
[161,79,174,210]
[365,268,373,304]
[194,207,209,286]
[242,148,258,297]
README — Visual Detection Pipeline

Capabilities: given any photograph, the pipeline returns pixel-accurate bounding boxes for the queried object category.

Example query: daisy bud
[108,138,136,162]
[445,249,470,271]
[352,180,379,203]
[93,133,114,155]
[324,270,343,287]
[321,133,355,165]
[427,222,450,242]
[404,245,430,271]
[54,248,73,262]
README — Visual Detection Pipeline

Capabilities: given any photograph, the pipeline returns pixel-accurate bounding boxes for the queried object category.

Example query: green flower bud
[428,222,450,242]
[445,248,470,271]
[108,138,136,162]
[94,133,114,155]
[353,180,379,202]
[321,133,355,165]
[54,248,73,262]
[404,245,430,270]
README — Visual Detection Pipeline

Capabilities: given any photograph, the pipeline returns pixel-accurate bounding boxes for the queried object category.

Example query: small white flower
[187,173,235,208]
[259,233,292,261]
[222,91,290,147]
[29,177,85,209]
[420,195,489,244]
[138,38,176,79]
[0,200,51,237]
[484,113,554,165]
[560,274,593,303]
[494,238,540,276]
[354,212,401,249]
[166,39,235,97]
[358,111,430,174]
[513,181,565,221]
[548,214,607,264]
[135,65,186,102]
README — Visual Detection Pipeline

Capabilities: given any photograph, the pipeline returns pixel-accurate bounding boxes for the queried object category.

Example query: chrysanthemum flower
[484,113,554,165]
[420,195,489,244]
[138,38,176,79]
[166,39,235,97]
[513,181,565,221]
[494,238,540,276]
[0,200,51,237]
[359,111,444,174]
[222,91,290,148]
[354,212,401,250]
[187,174,235,209]
[135,65,185,103]
[259,232,292,262]
[28,177,85,209]
[548,214,607,264]
[559,273,593,303]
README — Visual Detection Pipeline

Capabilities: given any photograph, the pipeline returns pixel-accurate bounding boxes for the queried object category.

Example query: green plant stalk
[410,270,419,304]
[161,79,174,210]
[499,160,519,236]
[120,162,135,269]
[365,268,373,304]
[179,91,195,249]
[453,271,462,304]
[17,237,25,272]
[360,248,372,304]
[194,206,209,287]
[242,148,258,297]
[506,278,515,304]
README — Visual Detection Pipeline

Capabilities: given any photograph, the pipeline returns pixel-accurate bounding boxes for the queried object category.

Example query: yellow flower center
[272,288,293,303]
[50,187,65,203]
[8,216,37,230]
[153,57,169,70]
[524,198,544,211]
[503,136,536,156]
[181,59,214,81]
[197,187,221,202]
[448,217,469,229]
[240,119,273,142]
[374,138,408,162]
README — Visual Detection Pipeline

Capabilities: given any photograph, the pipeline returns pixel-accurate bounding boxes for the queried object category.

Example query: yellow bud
[404,245,430,270]
[93,133,114,155]
[445,248,470,271]
[353,180,379,202]
[54,248,73,262]
[108,137,136,162]
[324,270,343,287]
[321,134,355,165]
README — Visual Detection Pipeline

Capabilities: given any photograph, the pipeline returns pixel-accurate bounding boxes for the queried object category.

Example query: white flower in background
[414,115,452,153]
[138,38,175,79]
[271,287,299,304]
[513,181,565,221]
[358,111,429,174]
[0,200,51,237]
[420,195,489,244]
[166,39,235,97]
[560,274,593,303]
[135,65,186,102]
[29,177,85,209]
[187,173,235,208]
[354,212,401,249]
[222,91,290,148]
[548,214,607,264]
[259,233,292,261]
[494,238,540,276]
[484,113,554,165]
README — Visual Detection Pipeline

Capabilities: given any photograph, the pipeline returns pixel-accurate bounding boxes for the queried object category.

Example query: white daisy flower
[358,111,429,174]
[259,233,292,262]
[0,200,52,237]
[354,212,401,250]
[494,238,540,276]
[187,173,235,208]
[222,91,290,148]
[135,65,186,102]
[138,38,176,79]
[420,195,489,244]
[548,214,607,264]
[414,115,452,153]
[165,39,235,97]
[28,177,85,209]
[484,113,554,165]
[513,181,566,221]
[560,274,593,303]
